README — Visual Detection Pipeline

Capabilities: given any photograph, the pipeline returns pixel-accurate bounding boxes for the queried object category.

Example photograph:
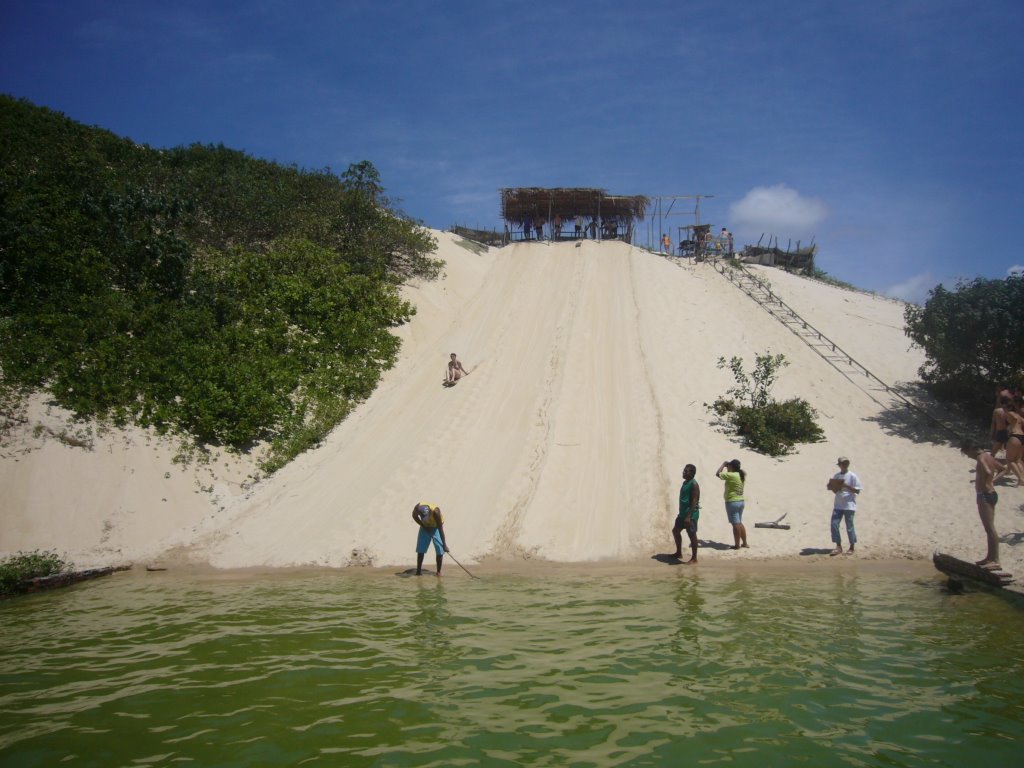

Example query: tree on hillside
[904,275,1024,403]
[0,96,440,471]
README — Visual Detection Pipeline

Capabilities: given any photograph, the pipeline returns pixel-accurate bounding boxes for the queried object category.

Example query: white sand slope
[3,231,1022,575]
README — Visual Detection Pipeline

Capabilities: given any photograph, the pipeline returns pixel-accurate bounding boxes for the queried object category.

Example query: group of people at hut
[518,215,624,242]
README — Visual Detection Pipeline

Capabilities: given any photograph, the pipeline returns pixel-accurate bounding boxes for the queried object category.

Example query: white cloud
[1008,265,1023,277]
[883,272,936,304]
[728,184,828,236]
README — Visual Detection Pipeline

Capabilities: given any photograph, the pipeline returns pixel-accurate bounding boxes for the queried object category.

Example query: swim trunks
[994,429,1009,443]
[674,514,699,536]
[977,491,998,506]
[416,526,445,554]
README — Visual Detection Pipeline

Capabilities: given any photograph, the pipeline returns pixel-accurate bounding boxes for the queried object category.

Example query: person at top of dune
[446,353,468,385]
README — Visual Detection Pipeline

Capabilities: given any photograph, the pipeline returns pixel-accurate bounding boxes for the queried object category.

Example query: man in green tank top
[672,464,701,563]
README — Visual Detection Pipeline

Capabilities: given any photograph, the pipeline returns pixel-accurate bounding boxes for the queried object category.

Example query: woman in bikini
[991,396,1011,456]
[1002,401,1024,486]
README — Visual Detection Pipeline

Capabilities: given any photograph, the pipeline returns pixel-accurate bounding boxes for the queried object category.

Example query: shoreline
[130,554,940,581]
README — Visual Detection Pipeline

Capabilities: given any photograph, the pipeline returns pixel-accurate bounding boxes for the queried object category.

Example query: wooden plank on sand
[933,552,1014,588]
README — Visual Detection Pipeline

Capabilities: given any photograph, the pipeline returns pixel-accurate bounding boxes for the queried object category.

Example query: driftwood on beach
[933,552,1014,588]
[19,564,132,594]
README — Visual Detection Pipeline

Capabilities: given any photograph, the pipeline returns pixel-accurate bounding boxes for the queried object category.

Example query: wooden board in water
[933,552,1014,588]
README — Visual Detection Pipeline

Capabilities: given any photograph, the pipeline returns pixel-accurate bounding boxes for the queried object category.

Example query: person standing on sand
[960,440,1003,570]
[991,396,1010,456]
[446,353,468,385]
[828,457,862,556]
[716,459,747,549]
[1000,401,1024,486]
[671,464,701,563]
[412,502,449,576]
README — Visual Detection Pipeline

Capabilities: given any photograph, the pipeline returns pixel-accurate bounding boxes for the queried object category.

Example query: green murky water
[1,567,1023,766]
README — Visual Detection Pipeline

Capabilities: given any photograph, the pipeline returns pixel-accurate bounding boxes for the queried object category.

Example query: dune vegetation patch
[707,352,825,456]
[0,96,441,472]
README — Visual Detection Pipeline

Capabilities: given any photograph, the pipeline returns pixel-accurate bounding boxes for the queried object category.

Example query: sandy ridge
[2,231,1021,578]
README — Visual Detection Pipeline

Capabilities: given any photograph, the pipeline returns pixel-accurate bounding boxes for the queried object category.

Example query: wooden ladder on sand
[708,259,962,440]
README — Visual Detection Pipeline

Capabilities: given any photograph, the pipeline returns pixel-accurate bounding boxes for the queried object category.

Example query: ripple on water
[1,569,1023,766]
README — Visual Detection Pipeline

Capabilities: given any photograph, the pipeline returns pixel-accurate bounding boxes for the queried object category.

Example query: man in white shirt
[828,456,862,556]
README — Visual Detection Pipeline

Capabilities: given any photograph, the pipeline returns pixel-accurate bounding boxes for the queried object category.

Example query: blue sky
[2,0,1022,301]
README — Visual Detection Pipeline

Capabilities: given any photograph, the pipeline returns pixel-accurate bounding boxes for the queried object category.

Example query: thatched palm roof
[501,187,648,223]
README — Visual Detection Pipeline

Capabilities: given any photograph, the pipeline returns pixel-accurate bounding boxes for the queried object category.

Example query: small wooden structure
[449,225,504,248]
[933,552,1014,589]
[500,187,648,243]
[740,235,816,272]
[678,224,714,261]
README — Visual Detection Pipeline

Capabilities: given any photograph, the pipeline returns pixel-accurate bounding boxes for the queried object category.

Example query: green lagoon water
[2,566,1023,767]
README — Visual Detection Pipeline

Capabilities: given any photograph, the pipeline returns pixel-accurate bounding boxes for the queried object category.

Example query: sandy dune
[3,232,1022,576]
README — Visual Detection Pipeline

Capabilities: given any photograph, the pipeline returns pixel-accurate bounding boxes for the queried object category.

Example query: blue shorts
[674,515,698,536]
[416,526,445,555]
[725,500,745,525]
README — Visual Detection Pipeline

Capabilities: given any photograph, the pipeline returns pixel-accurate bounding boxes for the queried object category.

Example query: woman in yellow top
[716,459,748,549]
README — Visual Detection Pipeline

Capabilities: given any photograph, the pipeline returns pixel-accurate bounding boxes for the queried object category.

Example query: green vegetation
[0,550,70,597]
[0,96,440,471]
[904,275,1024,416]
[805,266,861,292]
[708,352,825,456]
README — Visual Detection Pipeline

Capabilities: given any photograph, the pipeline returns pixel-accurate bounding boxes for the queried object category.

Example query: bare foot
[741,543,749,548]
[732,545,741,550]
[979,561,1003,571]
[670,552,683,559]
[829,547,843,557]
[684,558,697,564]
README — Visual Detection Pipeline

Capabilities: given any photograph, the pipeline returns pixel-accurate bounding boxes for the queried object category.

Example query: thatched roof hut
[500,187,649,242]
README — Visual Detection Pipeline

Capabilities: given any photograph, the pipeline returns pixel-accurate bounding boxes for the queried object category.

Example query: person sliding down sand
[445,353,468,386]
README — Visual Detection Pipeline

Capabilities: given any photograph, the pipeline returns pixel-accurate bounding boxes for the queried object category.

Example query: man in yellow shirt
[412,502,449,576]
